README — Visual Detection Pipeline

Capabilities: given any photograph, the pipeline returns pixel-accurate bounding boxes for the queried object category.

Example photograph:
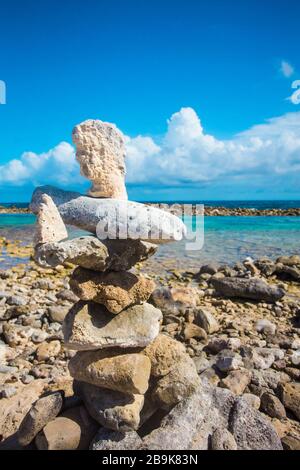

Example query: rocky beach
[0,119,299,451]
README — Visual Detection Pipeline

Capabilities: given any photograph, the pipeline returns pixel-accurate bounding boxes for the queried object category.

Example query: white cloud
[289,80,300,105]
[0,142,84,187]
[1,108,300,194]
[280,60,294,78]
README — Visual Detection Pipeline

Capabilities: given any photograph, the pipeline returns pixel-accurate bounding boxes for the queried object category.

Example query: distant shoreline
[1,203,300,216]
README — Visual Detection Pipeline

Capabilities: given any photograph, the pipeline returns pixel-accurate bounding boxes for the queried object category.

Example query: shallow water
[0,214,300,270]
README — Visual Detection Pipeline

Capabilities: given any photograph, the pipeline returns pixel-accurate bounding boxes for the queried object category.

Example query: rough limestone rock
[68,349,151,394]
[35,236,157,270]
[17,392,63,446]
[74,381,144,431]
[90,429,142,451]
[72,119,127,199]
[35,406,98,450]
[30,186,187,244]
[63,301,162,350]
[152,356,200,409]
[70,268,155,313]
[211,277,285,302]
[34,194,68,244]
[143,334,187,377]
[229,397,283,450]
[0,380,46,442]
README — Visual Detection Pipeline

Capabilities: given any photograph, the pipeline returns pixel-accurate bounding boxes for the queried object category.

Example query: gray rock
[215,351,244,372]
[74,381,144,431]
[194,308,219,333]
[211,277,285,302]
[35,236,158,270]
[90,428,142,450]
[48,306,69,323]
[31,186,187,243]
[18,392,63,446]
[229,397,283,450]
[63,301,162,350]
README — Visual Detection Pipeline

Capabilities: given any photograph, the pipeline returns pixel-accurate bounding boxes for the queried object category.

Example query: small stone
[183,323,207,341]
[74,381,144,431]
[35,406,98,450]
[90,428,142,451]
[260,392,286,420]
[63,301,162,351]
[211,428,237,450]
[1,386,17,399]
[18,392,63,446]
[242,393,261,410]
[6,295,27,306]
[194,308,219,333]
[278,382,300,420]
[216,351,244,373]
[68,349,151,394]
[290,350,300,366]
[256,319,276,335]
[34,194,68,244]
[207,337,241,354]
[70,268,155,314]
[220,369,252,395]
[48,305,69,323]
[36,340,61,362]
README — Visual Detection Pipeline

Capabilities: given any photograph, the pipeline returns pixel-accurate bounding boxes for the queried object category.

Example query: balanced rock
[72,119,127,200]
[68,349,151,394]
[31,186,187,243]
[74,381,144,432]
[18,392,63,446]
[35,236,157,270]
[70,268,155,313]
[63,301,162,350]
[143,334,187,377]
[211,277,285,302]
[34,194,68,244]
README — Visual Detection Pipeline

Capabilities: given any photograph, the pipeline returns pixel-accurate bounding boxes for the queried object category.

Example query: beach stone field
[0,119,299,451]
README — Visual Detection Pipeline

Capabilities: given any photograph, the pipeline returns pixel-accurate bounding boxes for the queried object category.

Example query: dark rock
[211,277,285,302]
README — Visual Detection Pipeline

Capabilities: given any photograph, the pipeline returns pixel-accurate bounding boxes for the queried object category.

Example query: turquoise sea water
[0,214,300,269]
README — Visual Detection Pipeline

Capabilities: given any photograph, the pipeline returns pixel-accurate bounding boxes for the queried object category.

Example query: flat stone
[35,236,158,270]
[90,429,142,450]
[194,308,219,333]
[74,381,144,431]
[211,277,285,302]
[73,119,127,199]
[142,334,187,377]
[34,194,68,245]
[278,382,300,420]
[152,356,200,409]
[256,319,276,335]
[47,305,69,323]
[31,186,187,244]
[216,351,244,372]
[35,406,98,450]
[183,323,207,341]
[18,392,63,446]
[229,397,283,450]
[220,369,252,395]
[70,268,155,313]
[68,349,151,394]
[63,301,162,350]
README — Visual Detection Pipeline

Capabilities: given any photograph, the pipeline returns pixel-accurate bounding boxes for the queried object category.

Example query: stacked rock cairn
[30,119,200,447]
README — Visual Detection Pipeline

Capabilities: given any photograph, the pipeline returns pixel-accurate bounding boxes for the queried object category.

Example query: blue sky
[0,0,300,201]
